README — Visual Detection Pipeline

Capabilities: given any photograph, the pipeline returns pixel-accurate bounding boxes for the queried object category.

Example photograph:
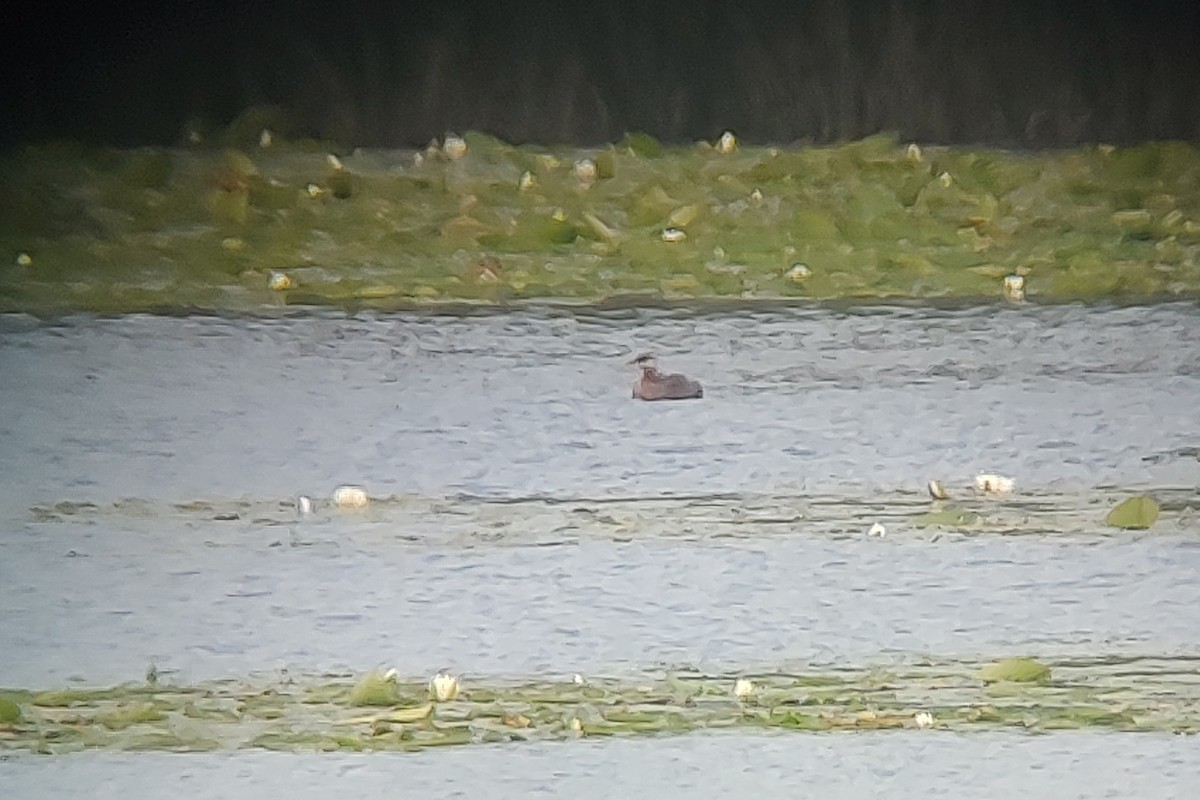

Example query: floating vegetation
[913,507,980,529]
[1,656,1197,754]
[3,133,1200,316]
[0,696,22,723]
[979,658,1052,684]
[346,669,401,706]
[24,485,1198,546]
[1106,495,1161,530]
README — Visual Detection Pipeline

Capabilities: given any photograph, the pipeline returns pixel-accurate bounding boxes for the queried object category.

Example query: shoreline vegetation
[2,126,1199,318]
[2,656,1198,753]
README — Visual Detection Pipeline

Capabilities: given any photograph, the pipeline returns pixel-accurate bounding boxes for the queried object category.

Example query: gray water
[1,303,1197,507]
[2,731,1198,799]
[1,303,1199,792]
[3,517,1199,687]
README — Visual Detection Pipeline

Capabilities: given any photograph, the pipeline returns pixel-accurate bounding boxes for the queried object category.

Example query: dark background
[5,0,1199,150]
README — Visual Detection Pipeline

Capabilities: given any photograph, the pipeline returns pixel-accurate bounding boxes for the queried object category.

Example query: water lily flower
[473,259,501,284]
[573,673,586,685]
[927,480,949,500]
[305,183,324,198]
[267,271,294,291]
[914,711,934,728]
[906,143,922,163]
[259,129,273,148]
[429,671,461,702]
[573,158,597,184]
[734,678,755,698]
[326,154,344,171]
[938,171,953,188]
[518,170,536,192]
[296,495,314,515]
[331,485,369,508]
[868,522,887,538]
[785,263,812,282]
[661,228,687,243]
[443,134,468,160]
[974,474,1015,495]
[1003,275,1025,302]
[15,252,32,267]
[717,131,738,153]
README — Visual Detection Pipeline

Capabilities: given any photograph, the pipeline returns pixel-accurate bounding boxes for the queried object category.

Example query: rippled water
[3,515,1199,687]
[3,731,1199,799]
[1,303,1198,788]
[1,302,1197,508]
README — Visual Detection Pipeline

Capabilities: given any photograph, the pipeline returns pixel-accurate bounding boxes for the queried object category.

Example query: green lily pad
[96,703,166,730]
[1105,495,1159,530]
[348,671,400,706]
[618,132,664,158]
[595,148,616,179]
[327,171,354,200]
[0,696,22,723]
[772,710,831,730]
[32,688,111,707]
[914,507,980,529]
[980,658,1051,684]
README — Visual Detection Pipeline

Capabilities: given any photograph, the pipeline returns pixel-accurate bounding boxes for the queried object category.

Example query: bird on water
[631,354,704,400]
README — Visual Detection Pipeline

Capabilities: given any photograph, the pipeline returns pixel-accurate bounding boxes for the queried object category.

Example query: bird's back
[636,368,703,400]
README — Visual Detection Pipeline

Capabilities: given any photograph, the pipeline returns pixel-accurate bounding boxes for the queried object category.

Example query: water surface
[2,302,1197,509]
[2,731,1197,799]
[1,303,1197,687]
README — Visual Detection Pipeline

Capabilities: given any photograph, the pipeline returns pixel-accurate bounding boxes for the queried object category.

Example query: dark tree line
[5,0,1198,149]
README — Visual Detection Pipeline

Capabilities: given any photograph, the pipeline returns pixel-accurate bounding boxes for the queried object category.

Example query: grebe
[631,354,703,400]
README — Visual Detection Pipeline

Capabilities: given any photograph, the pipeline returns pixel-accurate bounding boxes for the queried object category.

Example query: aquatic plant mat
[2,656,1197,753]
[3,133,1200,316]
[27,484,1200,544]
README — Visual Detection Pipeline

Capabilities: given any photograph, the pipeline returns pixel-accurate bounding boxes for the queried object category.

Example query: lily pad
[1105,495,1159,530]
[96,703,166,731]
[595,148,616,179]
[618,132,664,158]
[347,671,400,706]
[914,507,980,529]
[338,703,433,726]
[980,658,1051,684]
[0,696,22,723]
[771,710,830,730]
